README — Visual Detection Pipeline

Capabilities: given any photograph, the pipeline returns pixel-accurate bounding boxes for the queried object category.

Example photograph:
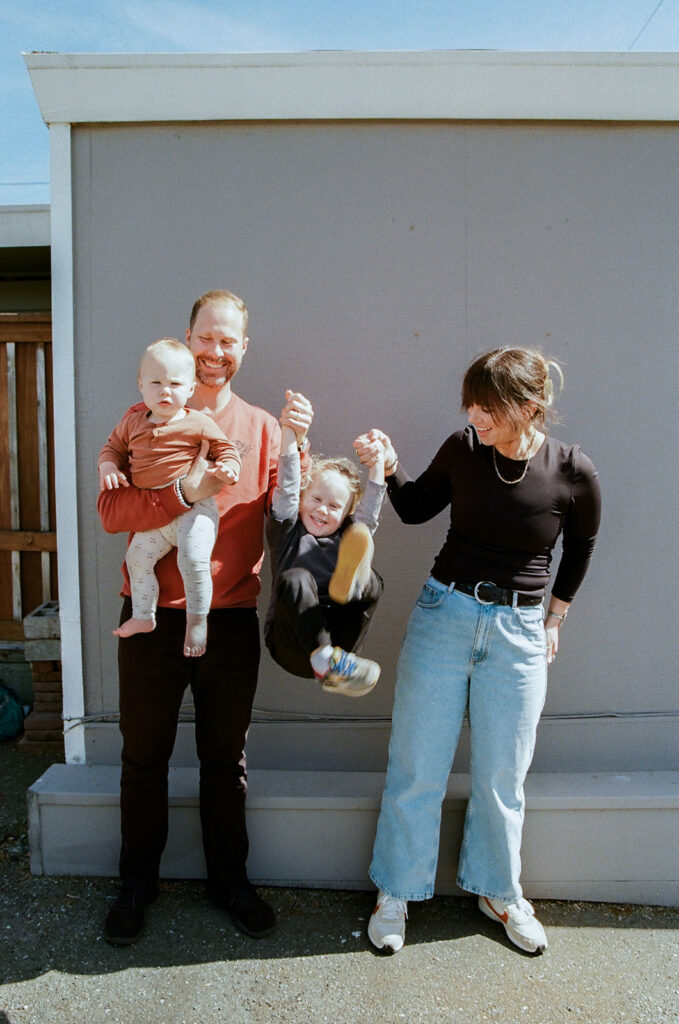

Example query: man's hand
[181,440,224,504]
[281,390,313,446]
[99,461,129,491]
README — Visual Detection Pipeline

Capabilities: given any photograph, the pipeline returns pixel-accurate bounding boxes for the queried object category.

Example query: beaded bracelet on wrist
[175,477,193,508]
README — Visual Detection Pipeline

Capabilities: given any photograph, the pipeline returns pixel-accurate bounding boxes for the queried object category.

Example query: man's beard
[196,359,237,387]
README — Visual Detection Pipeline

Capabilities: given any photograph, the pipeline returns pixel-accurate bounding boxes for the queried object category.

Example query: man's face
[186,301,248,389]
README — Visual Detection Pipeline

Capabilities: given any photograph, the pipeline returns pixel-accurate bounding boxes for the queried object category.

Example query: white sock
[310,645,334,677]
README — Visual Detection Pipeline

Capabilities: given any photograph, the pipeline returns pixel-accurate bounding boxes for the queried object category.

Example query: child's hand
[368,443,386,486]
[354,430,398,476]
[281,389,313,446]
[209,461,240,486]
[99,461,129,491]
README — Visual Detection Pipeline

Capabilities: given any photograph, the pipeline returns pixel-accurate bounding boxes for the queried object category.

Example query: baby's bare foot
[113,617,156,639]
[184,613,208,657]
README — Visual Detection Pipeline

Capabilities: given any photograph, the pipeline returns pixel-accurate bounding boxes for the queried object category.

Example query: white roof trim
[24,50,679,124]
[0,205,50,247]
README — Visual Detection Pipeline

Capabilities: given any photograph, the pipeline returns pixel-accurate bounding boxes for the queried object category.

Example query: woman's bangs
[462,370,501,416]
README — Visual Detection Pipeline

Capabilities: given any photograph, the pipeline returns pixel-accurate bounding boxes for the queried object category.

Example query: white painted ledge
[28,766,679,905]
[24,51,679,125]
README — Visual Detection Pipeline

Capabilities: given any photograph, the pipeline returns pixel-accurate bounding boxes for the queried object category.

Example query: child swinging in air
[265,390,386,697]
[98,338,241,658]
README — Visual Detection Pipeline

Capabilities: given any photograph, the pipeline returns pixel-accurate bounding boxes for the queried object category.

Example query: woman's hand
[545,623,560,665]
[281,390,313,446]
[544,599,570,665]
[354,429,398,476]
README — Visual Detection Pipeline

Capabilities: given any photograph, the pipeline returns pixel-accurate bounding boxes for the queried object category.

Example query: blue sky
[2,0,678,205]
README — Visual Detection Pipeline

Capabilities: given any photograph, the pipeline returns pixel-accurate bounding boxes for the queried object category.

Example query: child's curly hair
[301,455,364,516]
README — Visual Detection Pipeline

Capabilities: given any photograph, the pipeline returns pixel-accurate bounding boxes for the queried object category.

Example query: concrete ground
[1,738,678,1024]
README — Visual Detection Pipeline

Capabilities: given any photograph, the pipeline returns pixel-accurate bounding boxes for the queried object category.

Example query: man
[98,290,312,945]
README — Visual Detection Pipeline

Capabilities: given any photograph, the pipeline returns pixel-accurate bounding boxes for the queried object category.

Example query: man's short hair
[189,290,249,333]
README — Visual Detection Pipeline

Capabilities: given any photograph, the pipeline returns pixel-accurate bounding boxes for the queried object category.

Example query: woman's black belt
[453,581,543,607]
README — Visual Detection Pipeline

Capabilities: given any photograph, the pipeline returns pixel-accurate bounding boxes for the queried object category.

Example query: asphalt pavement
[1,738,678,1024]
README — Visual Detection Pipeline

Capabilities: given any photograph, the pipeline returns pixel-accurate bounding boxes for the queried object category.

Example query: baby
[265,390,386,697]
[98,338,241,657]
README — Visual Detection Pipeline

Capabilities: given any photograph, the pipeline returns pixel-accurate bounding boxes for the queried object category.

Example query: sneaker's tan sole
[322,664,380,697]
[329,523,373,604]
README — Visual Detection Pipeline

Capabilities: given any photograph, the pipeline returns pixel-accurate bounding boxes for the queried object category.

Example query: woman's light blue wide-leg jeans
[370,577,547,903]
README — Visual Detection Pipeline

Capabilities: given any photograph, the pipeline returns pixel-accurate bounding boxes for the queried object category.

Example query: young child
[265,390,386,697]
[98,338,241,658]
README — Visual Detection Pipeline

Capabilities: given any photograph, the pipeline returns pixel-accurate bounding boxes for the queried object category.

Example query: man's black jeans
[117,599,260,896]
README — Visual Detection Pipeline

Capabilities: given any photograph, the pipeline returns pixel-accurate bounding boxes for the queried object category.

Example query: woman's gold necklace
[492,433,539,485]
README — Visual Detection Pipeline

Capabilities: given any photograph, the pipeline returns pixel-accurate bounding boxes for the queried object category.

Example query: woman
[355,347,601,955]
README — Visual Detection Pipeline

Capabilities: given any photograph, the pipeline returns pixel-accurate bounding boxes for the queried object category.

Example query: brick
[19,729,63,744]
[23,711,62,732]
[22,601,60,639]
[25,639,61,661]
[34,696,63,712]
[30,660,55,672]
[32,681,63,694]
[18,735,63,755]
[31,671,62,683]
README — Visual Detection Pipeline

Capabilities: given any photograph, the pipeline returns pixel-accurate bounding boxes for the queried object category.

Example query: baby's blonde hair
[302,455,364,516]
[138,338,196,381]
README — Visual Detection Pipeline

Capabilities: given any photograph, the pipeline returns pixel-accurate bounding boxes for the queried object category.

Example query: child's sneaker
[329,522,374,604]
[321,646,380,697]
[478,895,548,954]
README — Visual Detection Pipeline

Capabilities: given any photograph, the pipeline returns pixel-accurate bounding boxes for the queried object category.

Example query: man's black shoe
[104,883,155,946]
[209,880,276,938]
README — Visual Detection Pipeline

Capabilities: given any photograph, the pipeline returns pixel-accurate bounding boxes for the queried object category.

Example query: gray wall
[72,121,678,771]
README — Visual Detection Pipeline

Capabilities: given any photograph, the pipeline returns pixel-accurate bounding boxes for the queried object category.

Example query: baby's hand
[99,461,129,491]
[210,461,240,486]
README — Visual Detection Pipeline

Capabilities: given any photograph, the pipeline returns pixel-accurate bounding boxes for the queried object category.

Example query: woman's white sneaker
[478,895,548,954]
[368,891,408,954]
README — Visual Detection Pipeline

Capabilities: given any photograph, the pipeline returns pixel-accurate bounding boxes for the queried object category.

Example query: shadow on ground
[2,736,678,989]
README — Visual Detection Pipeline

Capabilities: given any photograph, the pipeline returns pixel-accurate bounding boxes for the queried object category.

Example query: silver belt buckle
[473,581,496,605]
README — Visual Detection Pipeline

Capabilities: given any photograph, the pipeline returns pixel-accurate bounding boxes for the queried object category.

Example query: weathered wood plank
[0,619,25,641]
[0,531,57,551]
[0,344,10,532]
[0,313,52,343]
[0,316,56,636]
[17,341,41,531]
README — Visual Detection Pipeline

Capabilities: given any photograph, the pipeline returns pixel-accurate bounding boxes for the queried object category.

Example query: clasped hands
[353,428,398,476]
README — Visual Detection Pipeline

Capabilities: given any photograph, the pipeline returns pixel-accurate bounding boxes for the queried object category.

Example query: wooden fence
[0,313,57,640]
